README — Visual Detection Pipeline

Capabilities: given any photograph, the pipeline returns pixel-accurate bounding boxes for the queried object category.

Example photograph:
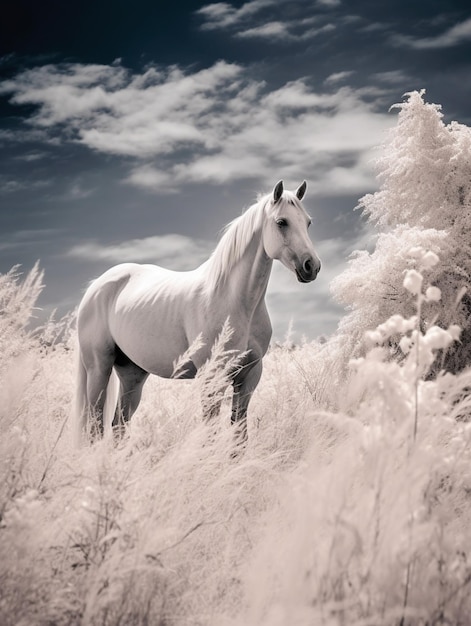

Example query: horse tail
[73,349,88,447]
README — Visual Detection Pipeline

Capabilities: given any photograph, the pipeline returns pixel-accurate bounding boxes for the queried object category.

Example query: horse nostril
[303,258,313,275]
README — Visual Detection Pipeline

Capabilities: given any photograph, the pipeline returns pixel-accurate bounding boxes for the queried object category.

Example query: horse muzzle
[295,255,321,283]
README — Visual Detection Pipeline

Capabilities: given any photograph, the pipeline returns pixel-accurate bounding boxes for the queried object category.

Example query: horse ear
[296,180,307,200]
[273,180,284,203]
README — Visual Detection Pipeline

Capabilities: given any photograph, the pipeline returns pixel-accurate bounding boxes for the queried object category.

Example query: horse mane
[203,192,272,295]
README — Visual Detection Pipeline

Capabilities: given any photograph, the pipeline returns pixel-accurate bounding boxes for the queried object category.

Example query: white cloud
[66,234,213,270]
[236,21,290,39]
[0,175,52,194]
[372,70,411,85]
[324,71,355,85]
[0,178,23,194]
[197,0,276,30]
[392,17,471,49]
[68,181,94,200]
[13,151,49,162]
[262,81,337,109]
[317,0,341,6]
[311,160,376,196]
[197,0,337,42]
[236,20,335,41]
[1,61,242,157]
[0,228,63,252]
[126,165,178,193]
[1,62,394,196]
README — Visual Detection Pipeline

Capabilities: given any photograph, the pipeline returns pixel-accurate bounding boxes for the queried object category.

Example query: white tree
[331,90,471,372]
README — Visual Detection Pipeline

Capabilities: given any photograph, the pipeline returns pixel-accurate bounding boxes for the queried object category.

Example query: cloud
[0,228,63,252]
[236,20,335,41]
[126,165,179,193]
[324,71,355,85]
[372,70,412,85]
[13,151,49,162]
[0,175,52,194]
[0,178,23,194]
[196,0,276,30]
[0,61,242,156]
[236,21,291,40]
[1,62,393,195]
[392,17,471,49]
[197,0,337,41]
[66,234,213,270]
[317,0,341,6]
[68,180,94,200]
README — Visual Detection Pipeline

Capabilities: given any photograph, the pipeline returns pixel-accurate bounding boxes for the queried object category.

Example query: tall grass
[1,264,471,625]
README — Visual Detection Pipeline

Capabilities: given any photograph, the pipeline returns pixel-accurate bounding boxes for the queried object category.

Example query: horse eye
[276,218,288,228]
[307,219,312,228]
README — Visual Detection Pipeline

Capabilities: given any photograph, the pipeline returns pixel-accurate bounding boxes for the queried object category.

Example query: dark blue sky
[1,0,471,339]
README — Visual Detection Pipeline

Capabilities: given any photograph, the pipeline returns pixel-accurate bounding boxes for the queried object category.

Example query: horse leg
[112,361,149,438]
[77,309,116,441]
[85,360,114,440]
[231,357,263,447]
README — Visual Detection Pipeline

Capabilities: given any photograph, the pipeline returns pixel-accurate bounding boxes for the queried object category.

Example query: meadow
[2,255,471,626]
[2,91,471,625]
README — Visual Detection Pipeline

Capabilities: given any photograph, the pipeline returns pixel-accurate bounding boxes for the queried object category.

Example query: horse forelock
[204,193,271,295]
[280,189,306,211]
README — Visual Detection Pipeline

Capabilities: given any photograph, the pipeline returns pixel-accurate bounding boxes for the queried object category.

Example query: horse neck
[220,228,272,314]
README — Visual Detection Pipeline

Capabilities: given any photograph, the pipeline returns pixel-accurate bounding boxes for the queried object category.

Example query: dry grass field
[1,260,471,626]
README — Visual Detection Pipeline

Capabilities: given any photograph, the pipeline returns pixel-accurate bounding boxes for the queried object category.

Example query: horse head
[263,180,321,283]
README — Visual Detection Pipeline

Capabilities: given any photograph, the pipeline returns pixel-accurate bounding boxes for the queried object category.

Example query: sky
[1,0,471,341]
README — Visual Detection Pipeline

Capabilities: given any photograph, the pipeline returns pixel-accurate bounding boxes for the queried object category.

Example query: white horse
[75,180,321,445]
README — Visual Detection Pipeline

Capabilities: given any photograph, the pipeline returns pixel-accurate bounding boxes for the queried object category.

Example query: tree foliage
[332,90,471,372]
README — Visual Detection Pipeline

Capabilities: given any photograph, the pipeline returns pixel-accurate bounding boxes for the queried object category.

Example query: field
[2,259,471,626]
[3,92,471,625]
